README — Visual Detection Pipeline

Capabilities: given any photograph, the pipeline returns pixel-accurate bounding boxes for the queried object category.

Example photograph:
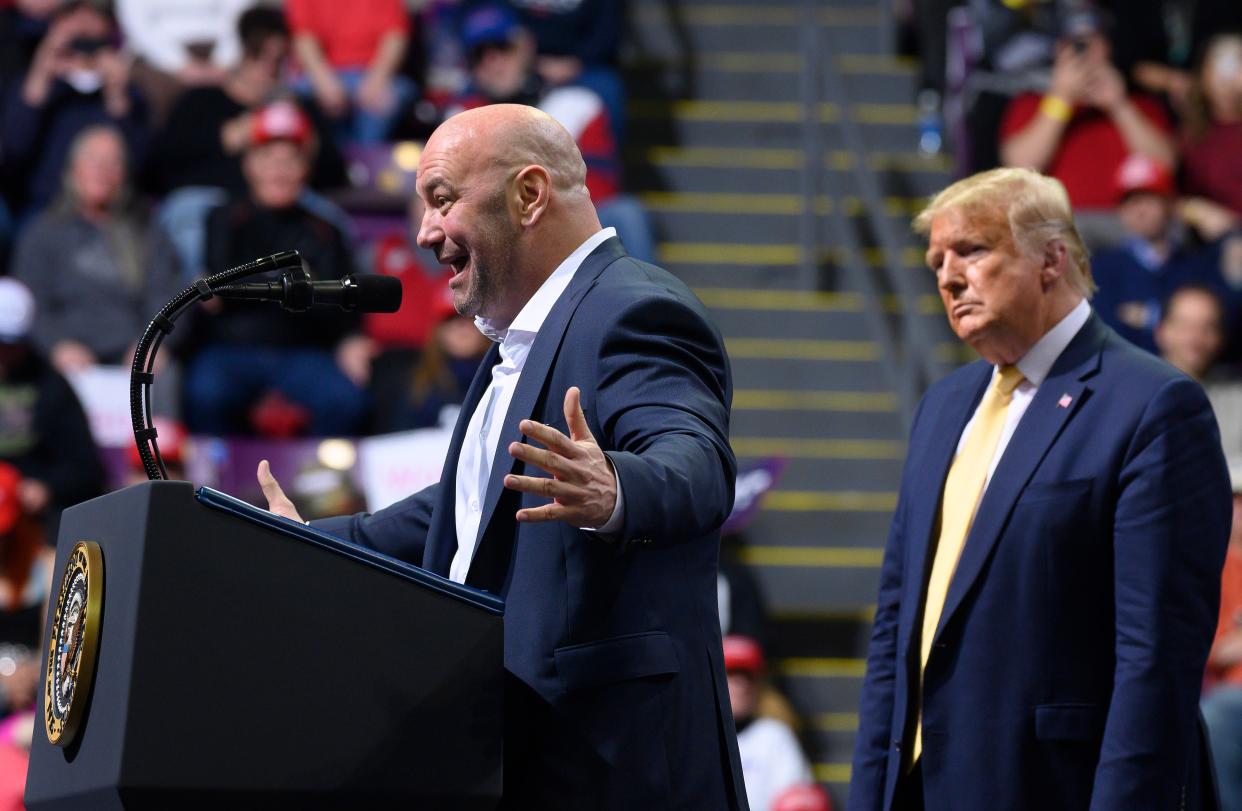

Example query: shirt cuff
[585,456,625,536]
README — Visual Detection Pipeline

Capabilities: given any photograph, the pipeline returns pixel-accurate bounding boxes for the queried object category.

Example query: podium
[25,481,504,810]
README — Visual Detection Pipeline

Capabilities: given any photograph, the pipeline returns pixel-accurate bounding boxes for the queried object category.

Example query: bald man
[258,105,748,809]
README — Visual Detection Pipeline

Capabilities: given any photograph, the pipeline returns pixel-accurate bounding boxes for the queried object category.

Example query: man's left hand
[505,386,617,528]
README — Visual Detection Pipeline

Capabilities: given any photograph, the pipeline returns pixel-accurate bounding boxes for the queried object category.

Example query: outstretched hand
[504,387,617,528]
[257,460,305,524]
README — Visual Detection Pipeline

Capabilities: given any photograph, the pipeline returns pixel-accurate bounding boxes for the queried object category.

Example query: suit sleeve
[594,294,736,546]
[848,398,922,811]
[1090,376,1231,810]
[311,483,438,567]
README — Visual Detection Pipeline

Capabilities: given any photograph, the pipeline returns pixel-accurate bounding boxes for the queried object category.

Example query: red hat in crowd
[723,634,766,674]
[1115,154,1175,198]
[125,417,188,471]
[251,100,313,148]
[0,463,23,535]
[772,784,834,811]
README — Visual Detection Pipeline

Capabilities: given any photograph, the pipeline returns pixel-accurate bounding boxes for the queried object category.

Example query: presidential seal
[44,541,103,747]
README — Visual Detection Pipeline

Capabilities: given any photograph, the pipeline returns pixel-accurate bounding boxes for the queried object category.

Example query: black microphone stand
[129,250,303,481]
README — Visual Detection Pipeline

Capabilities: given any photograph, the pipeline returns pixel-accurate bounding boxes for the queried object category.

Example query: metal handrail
[814,17,950,430]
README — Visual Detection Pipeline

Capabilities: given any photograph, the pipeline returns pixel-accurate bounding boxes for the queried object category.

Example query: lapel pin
[1057,394,1073,409]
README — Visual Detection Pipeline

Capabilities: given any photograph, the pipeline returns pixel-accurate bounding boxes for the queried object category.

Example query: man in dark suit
[257,104,748,810]
[850,167,1232,811]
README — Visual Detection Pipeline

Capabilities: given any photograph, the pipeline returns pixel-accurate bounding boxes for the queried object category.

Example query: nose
[415,205,442,251]
[937,250,966,295]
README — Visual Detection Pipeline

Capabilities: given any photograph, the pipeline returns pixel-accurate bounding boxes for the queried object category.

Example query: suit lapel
[421,342,501,577]
[932,316,1106,645]
[897,363,991,663]
[465,238,626,585]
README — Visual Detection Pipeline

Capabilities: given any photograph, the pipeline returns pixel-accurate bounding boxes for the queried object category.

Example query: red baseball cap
[723,634,766,674]
[251,100,313,148]
[1115,154,1175,198]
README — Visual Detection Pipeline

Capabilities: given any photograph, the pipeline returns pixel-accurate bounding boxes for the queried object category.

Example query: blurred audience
[146,6,347,278]
[1091,154,1219,353]
[115,0,250,125]
[372,280,489,434]
[12,125,182,378]
[0,0,59,90]
[1155,284,1242,472]
[0,279,105,540]
[289,461,366,520]
[286,0,414,144]
[123,416,189,484]
[509,0,626,143]
[1,1,148,217]
[725,635,813,811]
[1203,475,1242,811]
[451,3,654,262]
[771,784,833,811]
[182,100,367,437]
[999,10,1175,247]
[1179,33,1242,243]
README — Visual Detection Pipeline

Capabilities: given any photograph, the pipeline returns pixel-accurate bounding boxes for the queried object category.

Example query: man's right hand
[258,460,305,523]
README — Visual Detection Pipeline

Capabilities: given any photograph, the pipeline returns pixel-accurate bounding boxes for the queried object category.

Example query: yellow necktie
[912,365,1024,763]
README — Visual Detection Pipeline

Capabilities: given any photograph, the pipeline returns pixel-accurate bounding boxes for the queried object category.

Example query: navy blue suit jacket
[849,314,1231,811]
[317,238,748,809]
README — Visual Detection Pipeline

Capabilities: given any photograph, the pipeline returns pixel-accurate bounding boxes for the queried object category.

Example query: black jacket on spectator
[0,348,105,540]
[143,89,347,197]
[187,200,359,353]
[510,0,622,65]
[0,78,148,213]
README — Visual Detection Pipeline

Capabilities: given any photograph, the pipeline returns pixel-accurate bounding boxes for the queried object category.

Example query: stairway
[622,1,959,804]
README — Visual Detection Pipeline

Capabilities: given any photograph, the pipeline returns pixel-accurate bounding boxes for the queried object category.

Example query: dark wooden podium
[25,481,504,810]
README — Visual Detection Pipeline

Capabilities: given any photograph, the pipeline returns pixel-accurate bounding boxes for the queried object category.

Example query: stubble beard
[459,191,517,319]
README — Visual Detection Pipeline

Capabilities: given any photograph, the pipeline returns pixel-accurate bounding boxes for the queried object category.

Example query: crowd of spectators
[0,0,654,452]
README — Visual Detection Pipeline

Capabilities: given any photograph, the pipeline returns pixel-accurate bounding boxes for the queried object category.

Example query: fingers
[518,419,582,459]
[509,441,574,478]
[563,386,592,442]
[515,503,570,523]
[257,460,305,523]
[504,473,581,501]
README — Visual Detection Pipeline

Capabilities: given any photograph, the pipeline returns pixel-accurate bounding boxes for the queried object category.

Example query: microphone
[214,272,403,313]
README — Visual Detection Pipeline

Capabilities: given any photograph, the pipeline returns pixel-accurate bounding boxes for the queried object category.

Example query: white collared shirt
[954,298,1092,488]
[449,228,619,583]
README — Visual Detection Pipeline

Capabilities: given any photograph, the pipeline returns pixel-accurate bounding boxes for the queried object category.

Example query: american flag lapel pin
[1057,393,1073,409]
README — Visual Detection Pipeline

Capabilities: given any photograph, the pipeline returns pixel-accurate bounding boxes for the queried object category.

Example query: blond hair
[913,167,1095,297]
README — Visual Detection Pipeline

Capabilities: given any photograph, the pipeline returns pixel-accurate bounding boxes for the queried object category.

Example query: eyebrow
[419,176,452,197]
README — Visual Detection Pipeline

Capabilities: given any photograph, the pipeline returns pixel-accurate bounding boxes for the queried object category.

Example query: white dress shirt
[450,228,621,583]
[955,298,1092,489]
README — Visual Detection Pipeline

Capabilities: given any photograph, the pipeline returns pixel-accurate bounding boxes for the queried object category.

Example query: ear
[514,165,552,227]
[1040,240,1069,289]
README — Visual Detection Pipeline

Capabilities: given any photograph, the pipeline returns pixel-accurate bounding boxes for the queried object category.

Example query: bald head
[429,104,590,200]
[415,104,603,323]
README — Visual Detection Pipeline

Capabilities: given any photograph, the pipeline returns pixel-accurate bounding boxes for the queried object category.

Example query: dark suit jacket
[849,314,1231,811]
[317,238,748,809]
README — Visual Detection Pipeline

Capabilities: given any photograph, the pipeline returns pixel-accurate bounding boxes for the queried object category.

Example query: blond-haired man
[850,167,1231,811]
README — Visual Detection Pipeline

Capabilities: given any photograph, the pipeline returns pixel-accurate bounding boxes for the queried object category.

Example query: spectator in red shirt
[1180,33,1242,243]
[999,10,1176,248]
[286,0,413,144]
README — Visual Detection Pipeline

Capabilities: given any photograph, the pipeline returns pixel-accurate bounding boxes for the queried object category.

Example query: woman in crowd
[10,124,182,378]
